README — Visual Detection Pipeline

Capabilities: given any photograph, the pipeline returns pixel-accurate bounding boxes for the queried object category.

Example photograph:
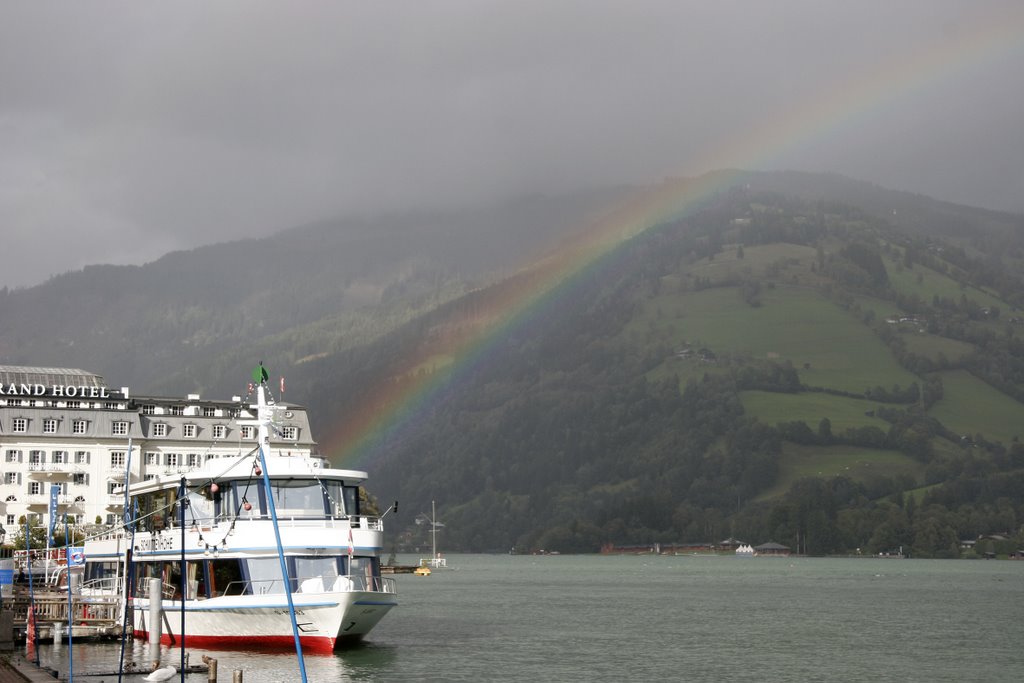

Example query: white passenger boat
[83,369,397,652]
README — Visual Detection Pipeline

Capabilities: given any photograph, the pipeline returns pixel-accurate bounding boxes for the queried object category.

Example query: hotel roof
[0,365,106,387]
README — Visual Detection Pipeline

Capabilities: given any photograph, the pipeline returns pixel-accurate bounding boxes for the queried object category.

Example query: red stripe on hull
[133,630,343,654]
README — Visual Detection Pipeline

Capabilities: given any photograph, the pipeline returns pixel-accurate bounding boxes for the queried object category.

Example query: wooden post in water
[232,669,243,683]
[202,655,218,682]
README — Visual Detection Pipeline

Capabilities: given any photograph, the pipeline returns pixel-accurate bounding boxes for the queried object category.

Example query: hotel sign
[0,384,111,398]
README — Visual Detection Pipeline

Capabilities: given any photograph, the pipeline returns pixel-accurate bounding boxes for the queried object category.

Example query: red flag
[347,527,354,558]
[280,376,285,393]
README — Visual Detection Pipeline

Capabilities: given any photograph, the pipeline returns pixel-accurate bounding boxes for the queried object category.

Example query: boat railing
[220,573,397,597]
[81,575,122,596]
[134,579,179,600]
[162,514,384,531]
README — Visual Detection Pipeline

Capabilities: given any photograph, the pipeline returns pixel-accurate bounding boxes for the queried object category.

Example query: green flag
[252,364,269,385]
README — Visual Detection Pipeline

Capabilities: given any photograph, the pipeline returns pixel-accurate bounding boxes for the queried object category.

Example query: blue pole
[64,514,73,682]
[179,477,186,683]
[256,444,308,683]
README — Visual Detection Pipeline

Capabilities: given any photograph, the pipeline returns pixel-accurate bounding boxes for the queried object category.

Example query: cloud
[1,1,1022,287]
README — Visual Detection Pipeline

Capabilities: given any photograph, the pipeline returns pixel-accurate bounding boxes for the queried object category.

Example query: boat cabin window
[185,486,217,525]
[268,479,328,517]
[293,556,340,593]
[342,485,359,518]
[136,488,177,532]
[350,556,382,591]
[245,557,288,594]
[85,561,118,584]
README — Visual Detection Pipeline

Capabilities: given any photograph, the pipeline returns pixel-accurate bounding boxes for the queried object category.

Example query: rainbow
[323,8,1024,468]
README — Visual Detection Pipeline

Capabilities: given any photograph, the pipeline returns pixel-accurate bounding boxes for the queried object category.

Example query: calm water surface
[35,554,1024,682]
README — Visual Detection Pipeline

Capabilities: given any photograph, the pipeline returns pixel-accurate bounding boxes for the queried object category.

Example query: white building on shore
[0,365,317,537]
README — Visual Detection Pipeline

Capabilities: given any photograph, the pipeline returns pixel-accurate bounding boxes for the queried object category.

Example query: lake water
[32,554,1024,682]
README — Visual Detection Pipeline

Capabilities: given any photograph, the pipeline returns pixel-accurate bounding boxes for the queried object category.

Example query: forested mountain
[0,188,625,396]
[4,170,1024,557]
[301,172,1024,557]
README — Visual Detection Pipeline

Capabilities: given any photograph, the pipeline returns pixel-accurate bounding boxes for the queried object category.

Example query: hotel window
[52,451,67,464]
[11,418,27,433]
[112,421,130,436]
[142,404,156,415]
[153,423,168,437]
[145,452,158,466]
[165,453,179,467]
[187,453,201,467]
[183,424,197,438]
[241,426,256,440]
[107,482,119,495]
[212,425,227,439]
[66,401,81,409]
[42,418,58,434]
[74,451,90,464]
[106,514,116,525]
[170,406,184,416]
[4,473,18,485]
[144,475,156,482]
[73,473,89,485]
[104,401,120,410]
[203,407,217,417]
[72,419,88,435]
[110,451,126,467]
[28,482,41,496]
[5,515,13,527]
[29,451,44,465]
[5,450,21,463]
[281,426,298,440]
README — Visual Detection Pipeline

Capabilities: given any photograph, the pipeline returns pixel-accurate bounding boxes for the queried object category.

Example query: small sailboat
[416,501,448,570]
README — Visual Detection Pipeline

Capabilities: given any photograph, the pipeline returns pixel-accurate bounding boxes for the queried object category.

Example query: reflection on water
[36,638,398,681]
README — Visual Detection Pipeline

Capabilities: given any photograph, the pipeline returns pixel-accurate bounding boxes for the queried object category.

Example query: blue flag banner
[47,485,60,539]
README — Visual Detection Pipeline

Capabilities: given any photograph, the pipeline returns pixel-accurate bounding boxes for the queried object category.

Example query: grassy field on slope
[756,443,926,500]
[740,390,891,432]
[631,284,919,394]
[928,370,1024,445]
[885,260,1005,311]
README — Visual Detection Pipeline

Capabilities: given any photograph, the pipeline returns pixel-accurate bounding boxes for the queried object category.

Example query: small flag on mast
[348,527,354,558]
[280,376,285,394]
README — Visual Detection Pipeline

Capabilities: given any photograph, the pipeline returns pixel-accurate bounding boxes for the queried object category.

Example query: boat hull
[132,590,396,653]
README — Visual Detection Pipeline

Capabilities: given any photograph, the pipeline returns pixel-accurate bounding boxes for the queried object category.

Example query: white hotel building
[0,365,317,536]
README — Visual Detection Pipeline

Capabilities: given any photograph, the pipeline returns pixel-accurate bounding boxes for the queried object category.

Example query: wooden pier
[6,591,125,642]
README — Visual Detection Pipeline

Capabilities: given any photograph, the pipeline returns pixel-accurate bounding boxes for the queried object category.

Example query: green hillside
[757,443,925,500]
[5,170,1024,558]
[929,370,1024,445]
[740,391,890,432]
[351,176,1024,558]
[632,284,919,394]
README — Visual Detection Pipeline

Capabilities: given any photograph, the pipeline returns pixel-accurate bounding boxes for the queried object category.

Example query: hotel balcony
[28,462,80,480]
[25,494,73,508]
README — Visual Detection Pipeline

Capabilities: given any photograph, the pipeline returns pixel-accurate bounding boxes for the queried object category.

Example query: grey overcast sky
[2,1,1022,288]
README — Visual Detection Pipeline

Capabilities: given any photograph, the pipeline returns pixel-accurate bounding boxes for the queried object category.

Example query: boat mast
[431,500,437,561]
[249,364,308,683]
